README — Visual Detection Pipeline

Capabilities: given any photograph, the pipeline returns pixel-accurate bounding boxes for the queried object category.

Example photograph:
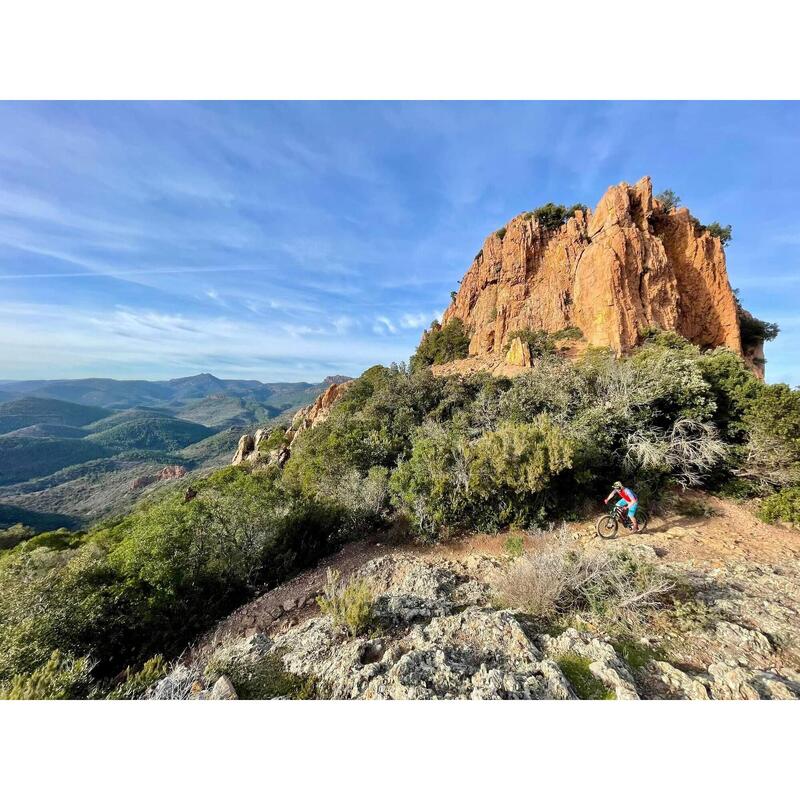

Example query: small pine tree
[534,203,569,231]
[655,189,680,212]
[704,222,732,246]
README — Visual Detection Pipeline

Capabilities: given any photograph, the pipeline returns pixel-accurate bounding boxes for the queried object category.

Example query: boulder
[209,675,238,700]
[232,433,255,465]
[505,336,532,367]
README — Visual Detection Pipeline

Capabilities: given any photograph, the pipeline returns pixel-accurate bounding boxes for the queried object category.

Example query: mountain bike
[595,502,649,539]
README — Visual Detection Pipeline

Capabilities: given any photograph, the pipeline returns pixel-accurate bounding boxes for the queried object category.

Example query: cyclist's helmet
[612,481,623,489]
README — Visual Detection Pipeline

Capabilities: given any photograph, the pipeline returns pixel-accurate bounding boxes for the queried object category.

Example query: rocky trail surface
[156,491,800,700]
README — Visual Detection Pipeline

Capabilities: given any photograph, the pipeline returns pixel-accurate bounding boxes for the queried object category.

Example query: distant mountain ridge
[0,373,351,410]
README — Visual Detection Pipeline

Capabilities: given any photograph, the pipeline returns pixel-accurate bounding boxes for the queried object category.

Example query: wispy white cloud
[0,301,413,381]
[372,315,398,335]
[399,312,428,329]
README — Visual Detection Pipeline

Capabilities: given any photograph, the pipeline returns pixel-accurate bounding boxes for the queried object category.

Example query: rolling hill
[0,396,111,434]
[0,374,351,530]
[86,415,213,451]
[0,436,111,485]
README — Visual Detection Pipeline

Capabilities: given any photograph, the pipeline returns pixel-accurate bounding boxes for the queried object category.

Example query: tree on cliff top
[655,189,680,212]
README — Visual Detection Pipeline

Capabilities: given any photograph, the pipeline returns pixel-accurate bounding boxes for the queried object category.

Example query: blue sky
[0,101,798,385]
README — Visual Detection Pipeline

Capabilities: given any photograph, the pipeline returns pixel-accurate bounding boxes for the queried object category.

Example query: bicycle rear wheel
[596,514,618,539]
[634,510,649,532]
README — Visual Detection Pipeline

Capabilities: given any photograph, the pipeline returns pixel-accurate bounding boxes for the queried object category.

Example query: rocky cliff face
[442,177,746,360]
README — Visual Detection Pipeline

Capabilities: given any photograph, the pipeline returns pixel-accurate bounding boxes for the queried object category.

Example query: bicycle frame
[609,503,633,528]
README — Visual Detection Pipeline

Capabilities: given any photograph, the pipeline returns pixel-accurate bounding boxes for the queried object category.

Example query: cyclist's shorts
[616,498,638,516]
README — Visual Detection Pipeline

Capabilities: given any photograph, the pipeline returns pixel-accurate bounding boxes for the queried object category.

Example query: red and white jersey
[616,487,637,504]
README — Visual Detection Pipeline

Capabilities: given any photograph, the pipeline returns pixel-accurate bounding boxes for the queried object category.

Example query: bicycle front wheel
[596,514,618,539]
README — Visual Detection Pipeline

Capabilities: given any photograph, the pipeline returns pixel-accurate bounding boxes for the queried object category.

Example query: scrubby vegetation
[739,312,780,349]
[522,202,586,231]
[494,529,672,632]
[0,466,348,696]
[0,650,93,700]
[410,318,470,370]
[204,645,317,699]
[317,568,375,637]
[1,327,796,698]
[555,653,615,700]
[758,486,800,526]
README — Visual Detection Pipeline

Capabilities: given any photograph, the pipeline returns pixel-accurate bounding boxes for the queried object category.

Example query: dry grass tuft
[494,527,673,632]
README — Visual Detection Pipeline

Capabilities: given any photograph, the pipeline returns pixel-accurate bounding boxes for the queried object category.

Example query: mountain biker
[604,481,639,532]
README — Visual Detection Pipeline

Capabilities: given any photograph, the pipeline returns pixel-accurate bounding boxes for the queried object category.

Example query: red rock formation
[442,177,745,359]
[158,465,187,480]
[131,464,188,489]
[290,380,353,433]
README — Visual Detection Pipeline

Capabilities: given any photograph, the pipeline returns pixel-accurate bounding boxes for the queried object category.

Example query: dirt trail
[190,491,800,668]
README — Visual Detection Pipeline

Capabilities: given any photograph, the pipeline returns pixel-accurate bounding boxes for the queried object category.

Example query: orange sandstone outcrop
[290,380,353,434]
[130,464,188,490]
[442,177,744,359]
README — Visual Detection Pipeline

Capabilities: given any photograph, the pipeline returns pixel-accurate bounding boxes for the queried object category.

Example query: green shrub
[317,568,375,637]
[610,636,665,673]
[17,528,86,553]
[503,534,524,559]
[390,422,472,538]
[204,647,317,700]
[495,227,507,240]
[468,417,573,520]
[739,313,780,348]
[698,348,761,441]
[0,523,36,551]
[552,326,583,341]
[259,426,288,452]
[758,487,800,526]
[107,655,167,699]
[742,383,800,488]
[410,319,470,370]
[0,650,93,700]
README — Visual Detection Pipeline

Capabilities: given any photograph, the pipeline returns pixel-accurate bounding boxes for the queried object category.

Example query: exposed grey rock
[179,553,800,702]
[713,621,773,661]
[707,663,762,700]
[209,675,238,700]
[540,628,640,700]
[644,661,710,700]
